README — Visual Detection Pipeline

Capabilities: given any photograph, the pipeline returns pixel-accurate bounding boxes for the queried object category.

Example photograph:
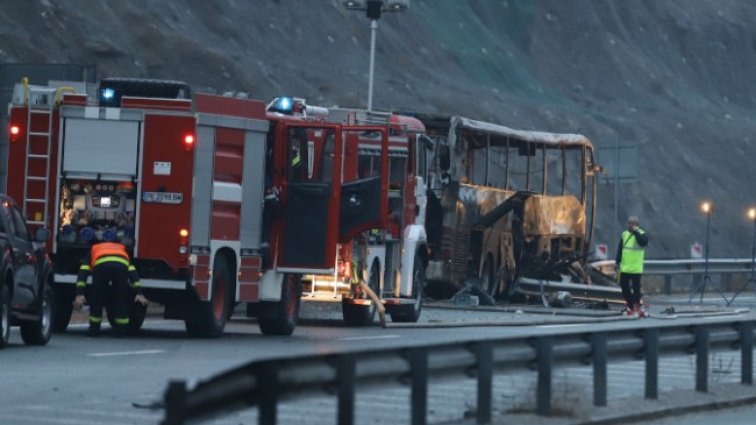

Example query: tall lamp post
[343,0,410,111]
[688,201,728,303]
[728,207,756,305]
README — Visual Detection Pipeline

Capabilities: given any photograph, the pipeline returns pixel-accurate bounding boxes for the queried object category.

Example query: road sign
[691,242,703,259]
[595,243,609,260]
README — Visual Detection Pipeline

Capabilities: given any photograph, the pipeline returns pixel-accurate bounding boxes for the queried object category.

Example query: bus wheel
[185,256,232,338]
[342,260,379,326]
[482,256,499,298]
[258,274,302,336]
[499,267,518,300]
[391,254,424,323]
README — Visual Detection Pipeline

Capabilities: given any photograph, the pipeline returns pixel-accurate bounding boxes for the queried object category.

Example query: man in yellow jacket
[615,216,649,318]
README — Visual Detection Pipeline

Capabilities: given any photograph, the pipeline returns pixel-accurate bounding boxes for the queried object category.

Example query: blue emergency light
[267,96,295,114]
[277,97,293,112]
[102,88,115,100]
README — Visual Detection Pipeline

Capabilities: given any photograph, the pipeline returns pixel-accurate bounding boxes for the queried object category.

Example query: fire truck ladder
[22,86,56,227]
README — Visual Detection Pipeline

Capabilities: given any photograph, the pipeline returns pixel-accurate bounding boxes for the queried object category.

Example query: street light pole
[688,201,728,304]
[728,208,756,305]
[367,19,378,111]
[343,0,409,112]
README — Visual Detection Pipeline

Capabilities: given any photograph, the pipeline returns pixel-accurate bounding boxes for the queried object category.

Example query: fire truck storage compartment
[57,179,137,247]
[62,118,140,178]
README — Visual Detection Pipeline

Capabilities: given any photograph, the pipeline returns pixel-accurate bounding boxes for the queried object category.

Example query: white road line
[535,324,585,328]
[22,405,158,420]
[337,335,400,341]
[87,349,166,357]
[0,413,116,425]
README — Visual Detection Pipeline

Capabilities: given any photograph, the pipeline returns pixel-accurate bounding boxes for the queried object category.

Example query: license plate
[142,192,183,204]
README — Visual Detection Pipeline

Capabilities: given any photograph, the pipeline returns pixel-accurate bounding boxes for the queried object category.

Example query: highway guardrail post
[337,355,356,425]
[162,380,187,425]
[410,347,429,425]
[536,337,553,415]
[644,328,659,399]
[475,341,494,424]
[257,362,279,425]
[741,322,754,385]
[592,333,607,407]
[695,326,710,392]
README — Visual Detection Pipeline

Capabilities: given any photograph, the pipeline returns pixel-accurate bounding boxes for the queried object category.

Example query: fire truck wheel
[258,274,302,336]
[20,282,53,346]
[185,256,233,338]
[390,254,424,323]
[52,286,74,333]
[341,260,380,326]
[107,300,147,332]
[129,301,148,330]
[482,256,499,298]
[0,284,10,349]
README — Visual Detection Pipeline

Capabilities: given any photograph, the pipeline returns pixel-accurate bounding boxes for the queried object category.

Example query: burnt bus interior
[416,115,598,296]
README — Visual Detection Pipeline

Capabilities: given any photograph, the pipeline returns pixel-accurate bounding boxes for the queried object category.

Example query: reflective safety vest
[90,242,130,268]
[620,229,645,274]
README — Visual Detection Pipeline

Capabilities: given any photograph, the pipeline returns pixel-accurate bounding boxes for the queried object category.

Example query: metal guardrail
[516,258,756,303]
[161,317,756,425]
[591,258,754,276]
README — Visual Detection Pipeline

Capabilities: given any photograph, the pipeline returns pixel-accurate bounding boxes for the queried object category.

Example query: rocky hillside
[1,0,755,257]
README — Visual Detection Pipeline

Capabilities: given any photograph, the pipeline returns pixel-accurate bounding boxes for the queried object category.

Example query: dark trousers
[619,272,643,308]
[90,262,130,331]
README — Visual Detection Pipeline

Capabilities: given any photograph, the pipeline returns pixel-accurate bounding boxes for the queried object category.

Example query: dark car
[0,194,54,348]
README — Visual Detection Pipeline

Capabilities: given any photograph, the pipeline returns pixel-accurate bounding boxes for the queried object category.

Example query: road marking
[535,324,584,329]
[338,335,400,341]
[0,413,114,425]
[87,349,166,357]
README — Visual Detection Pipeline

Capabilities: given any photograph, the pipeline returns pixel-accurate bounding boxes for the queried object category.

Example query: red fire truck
[5,78,387,337]
[266,99,430,325]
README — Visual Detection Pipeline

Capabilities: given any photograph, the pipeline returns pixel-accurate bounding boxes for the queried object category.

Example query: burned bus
[418,116,600,298]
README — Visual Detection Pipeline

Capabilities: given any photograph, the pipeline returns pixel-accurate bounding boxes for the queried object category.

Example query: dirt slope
[1,0,754,257]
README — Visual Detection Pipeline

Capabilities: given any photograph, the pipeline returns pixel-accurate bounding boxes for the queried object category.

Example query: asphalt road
[0,299,754,425]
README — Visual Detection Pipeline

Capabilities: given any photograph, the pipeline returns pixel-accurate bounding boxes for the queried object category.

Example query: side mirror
[438,144,451,171]
[35,227,50,243]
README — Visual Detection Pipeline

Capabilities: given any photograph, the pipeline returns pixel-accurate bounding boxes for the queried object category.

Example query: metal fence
[161,316,755,425]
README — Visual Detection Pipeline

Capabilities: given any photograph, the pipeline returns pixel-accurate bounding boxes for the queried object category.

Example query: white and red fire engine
[5,78,395,336]
[266,98,430,325]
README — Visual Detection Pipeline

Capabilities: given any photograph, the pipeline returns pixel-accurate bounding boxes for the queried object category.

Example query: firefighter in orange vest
[73,240,147,337]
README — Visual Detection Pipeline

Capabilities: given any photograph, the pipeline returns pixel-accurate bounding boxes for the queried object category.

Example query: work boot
[86,323,101,338]
[637,304,648,319]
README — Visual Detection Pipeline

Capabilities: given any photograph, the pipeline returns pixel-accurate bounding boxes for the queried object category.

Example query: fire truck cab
[5,78,376,337]
[268,99,430,325]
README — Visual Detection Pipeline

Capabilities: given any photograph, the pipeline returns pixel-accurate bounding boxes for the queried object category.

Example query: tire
[258,274,302,336]
[0,284,10,349]
[20,282,53,346]
[129,302,147,331]
[482,256,499,298]
[185,256,232,338]
[342,260,380,326]
[390,254,424,323]
[500,266,518,300]
[52,286,73,333]
[107,300,147,332]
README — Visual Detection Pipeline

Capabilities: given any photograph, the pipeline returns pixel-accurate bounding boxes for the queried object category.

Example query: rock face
[2,0,754,257]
